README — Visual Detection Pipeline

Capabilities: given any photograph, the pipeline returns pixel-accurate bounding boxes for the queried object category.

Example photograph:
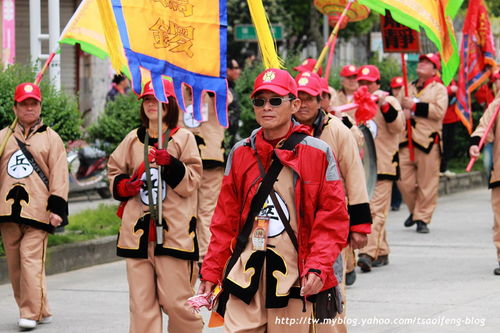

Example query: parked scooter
[67,140,110,198]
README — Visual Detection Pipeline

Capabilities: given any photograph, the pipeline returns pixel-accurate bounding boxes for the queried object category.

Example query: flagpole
[324,13,347,79]
[0,48,59,158]
[156,100,163,245]
[466,102,500,172]
[314,0,354,74]
[401,53,415,161]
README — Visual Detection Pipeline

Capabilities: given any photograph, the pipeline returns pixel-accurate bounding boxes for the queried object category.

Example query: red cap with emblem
[138,79,176,100]
[340,65,358,77]
[251,68,298,98]
[295,71,322,97]
[390,76,404,88]
[357,65,380,82]
[14,83,42,102]
[419,53,441,70]
[294,58,323,76]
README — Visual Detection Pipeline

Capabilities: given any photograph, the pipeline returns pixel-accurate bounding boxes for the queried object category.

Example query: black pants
[440,122,458,172]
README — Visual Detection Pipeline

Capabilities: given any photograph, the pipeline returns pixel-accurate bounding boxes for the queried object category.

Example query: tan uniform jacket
[373,92,405,179]
[398,80,448,152]
[315,113,372,228]
[108,127,202,259]
[471,96,500,188]
[0,122,68,233]
[178,96,225,168]
[331,90,364,147]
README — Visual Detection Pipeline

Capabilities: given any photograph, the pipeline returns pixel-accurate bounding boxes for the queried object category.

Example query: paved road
[1,188,499,332]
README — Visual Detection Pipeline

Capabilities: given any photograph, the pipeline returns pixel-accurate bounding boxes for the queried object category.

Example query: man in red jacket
[198,68,349,332]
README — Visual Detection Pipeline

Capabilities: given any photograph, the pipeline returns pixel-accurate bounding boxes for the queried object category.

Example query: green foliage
[0,63,81,142]
[87,92,141,155]
[0,204,120,257]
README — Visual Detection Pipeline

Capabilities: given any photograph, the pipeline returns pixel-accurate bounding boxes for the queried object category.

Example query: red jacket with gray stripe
[201,124,349,291]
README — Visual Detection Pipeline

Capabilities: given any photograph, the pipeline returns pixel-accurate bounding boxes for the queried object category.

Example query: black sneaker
[404,214,415,227]
[416,220,430,233]
[372,255,389,267]
[345,270,356,286]
[357,254,373,272]
[494,263,500,276]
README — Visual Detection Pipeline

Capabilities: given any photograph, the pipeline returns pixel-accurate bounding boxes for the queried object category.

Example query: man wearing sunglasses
[199,68,349,331]
[293,71,372,332]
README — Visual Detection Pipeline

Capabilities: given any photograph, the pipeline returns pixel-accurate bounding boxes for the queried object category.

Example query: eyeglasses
[252,97,294,107]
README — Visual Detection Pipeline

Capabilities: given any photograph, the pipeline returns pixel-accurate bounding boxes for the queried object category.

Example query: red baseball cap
[319,77,331,95]
[138,79,176,100]
[295,71,322,97]
[251,68,298,98]
[14,83,42,102]
[357,65,380,82]
[390,76,404,88]
[419,53,441,70]
[340,65,358,77]
[294,58,323,76]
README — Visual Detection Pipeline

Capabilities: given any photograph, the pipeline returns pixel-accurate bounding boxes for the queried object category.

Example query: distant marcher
[390,76,404,211]
[440,79,459,177]
[227,58,242,149]
[398,53,448,234]
[356,66,405,272]
[0,83,69,330]
[106,74,130,103]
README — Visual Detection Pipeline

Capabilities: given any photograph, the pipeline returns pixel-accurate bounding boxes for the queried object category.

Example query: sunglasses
[252,97,294,107]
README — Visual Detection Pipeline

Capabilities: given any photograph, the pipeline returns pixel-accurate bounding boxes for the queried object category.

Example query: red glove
[117,178,143,198]
[150,147,172,166]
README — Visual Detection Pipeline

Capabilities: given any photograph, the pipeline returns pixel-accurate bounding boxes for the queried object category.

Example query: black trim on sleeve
[414,102,429,118]
[308,268,322,275]
[162,157,186,189]
[347,202,372,226]
[47,195,69,226]
[342,116,353,129]
[112,174,131,201]
[469,136,481,148]
[489,180,500,189]
[382,104,398,123]
[202,160,225,169]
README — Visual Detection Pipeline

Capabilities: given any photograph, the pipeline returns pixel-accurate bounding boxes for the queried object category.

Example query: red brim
[251,85,291,98]
[297,87,321,96]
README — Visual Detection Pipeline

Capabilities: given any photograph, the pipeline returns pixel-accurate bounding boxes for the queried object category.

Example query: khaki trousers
[492,187,500,262]
[0,223,51,321]
[398,145,440,224]
[360,180,392,259]
[197,167,224,260]
[126,242,203,333]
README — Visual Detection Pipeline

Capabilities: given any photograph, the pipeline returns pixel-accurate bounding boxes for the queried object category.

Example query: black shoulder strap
[15,137,49,190]
[223,131,306,279]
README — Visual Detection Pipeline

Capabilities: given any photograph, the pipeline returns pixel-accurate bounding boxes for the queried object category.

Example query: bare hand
[349,232,368,249]
[301,273,323,296]
[403,108,412,120]
[49,213,63,227]
[469,145,480,158]
[401,97,414,109]
[197,280,215,296]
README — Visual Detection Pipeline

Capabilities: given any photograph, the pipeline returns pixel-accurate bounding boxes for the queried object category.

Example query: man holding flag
[399,53,448,234]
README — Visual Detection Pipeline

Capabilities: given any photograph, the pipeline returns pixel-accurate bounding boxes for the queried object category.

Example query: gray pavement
[1,188,499,332]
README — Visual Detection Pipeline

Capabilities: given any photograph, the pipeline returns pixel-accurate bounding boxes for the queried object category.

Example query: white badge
[259,192,290,237]
[7,150,33,179]
[139,168,166,205]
